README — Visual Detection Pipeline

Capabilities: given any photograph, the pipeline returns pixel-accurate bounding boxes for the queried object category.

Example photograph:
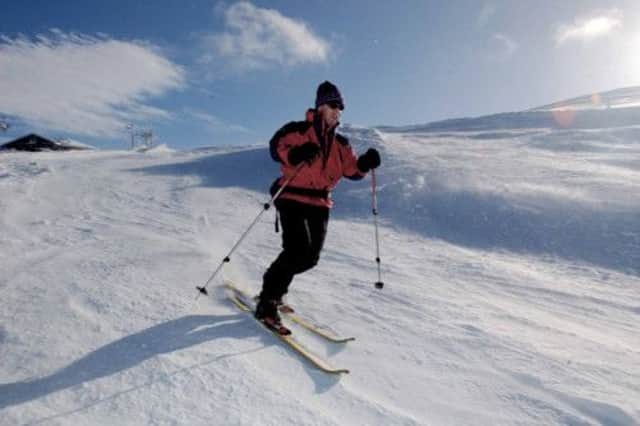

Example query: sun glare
[552,109,576,128]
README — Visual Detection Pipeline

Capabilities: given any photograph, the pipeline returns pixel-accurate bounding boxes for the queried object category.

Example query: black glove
[288,142,320,165]
[357,148,381,172]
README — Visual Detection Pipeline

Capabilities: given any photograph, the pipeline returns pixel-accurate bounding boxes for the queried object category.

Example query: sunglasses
[327,101,344,111]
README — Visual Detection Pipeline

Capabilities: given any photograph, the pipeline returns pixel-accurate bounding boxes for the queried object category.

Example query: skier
[255,81,381,331]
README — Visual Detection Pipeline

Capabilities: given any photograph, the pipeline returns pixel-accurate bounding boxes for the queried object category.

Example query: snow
[56,138,96,150]
[1,106,639,425]
[135,144,176,154]
[531,86,640,111]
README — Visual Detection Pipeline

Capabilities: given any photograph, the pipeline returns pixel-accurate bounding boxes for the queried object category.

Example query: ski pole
[371,168,384,289]
[196,162,306,297]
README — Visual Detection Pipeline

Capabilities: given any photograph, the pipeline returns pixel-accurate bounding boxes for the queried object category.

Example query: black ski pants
[261,199,329,301]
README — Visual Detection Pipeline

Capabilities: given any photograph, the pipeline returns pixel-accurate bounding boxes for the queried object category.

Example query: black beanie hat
[315,81,344,109]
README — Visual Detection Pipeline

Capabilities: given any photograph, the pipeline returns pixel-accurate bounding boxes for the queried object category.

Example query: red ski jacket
[270,109,366,208]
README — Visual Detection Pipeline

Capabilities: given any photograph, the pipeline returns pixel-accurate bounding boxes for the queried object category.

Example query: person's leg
[257,201,329,320]
[260,200,311,302]
[290,203,329,276]
[277,202,329,298]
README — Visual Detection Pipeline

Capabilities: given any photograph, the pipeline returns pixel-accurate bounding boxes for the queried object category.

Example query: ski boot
[255,297,291,335]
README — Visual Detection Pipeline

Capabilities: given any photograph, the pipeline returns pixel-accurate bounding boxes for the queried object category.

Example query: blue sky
[1,0,640,149]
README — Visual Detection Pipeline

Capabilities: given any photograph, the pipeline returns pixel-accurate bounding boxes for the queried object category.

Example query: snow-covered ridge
[379,87,640,133]
[532,86,640,111]
[377,106,640,133]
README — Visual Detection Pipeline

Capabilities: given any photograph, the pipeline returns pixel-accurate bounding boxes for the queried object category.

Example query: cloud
[0,30,185,137]
[184,108,252,134]
[485,33,518,61]
[477,3,497,28]
[202,2,331,71]
[493,33,518,56]
[555,9,623,46]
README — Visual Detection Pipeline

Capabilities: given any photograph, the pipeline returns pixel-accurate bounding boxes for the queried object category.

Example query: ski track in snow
[0,125,639,425]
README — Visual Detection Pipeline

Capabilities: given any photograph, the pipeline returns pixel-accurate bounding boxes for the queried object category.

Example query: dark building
[0,133,86,152]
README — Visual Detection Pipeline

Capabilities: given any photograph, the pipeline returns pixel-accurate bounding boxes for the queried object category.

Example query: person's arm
[341,142,366,181]
[339,134,381,180]
[275,128,319,167]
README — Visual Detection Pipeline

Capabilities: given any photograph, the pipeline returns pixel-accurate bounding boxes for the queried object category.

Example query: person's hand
[357,148,381,172]
[288,142,320,165]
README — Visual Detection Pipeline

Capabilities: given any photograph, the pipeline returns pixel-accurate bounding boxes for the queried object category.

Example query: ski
[228,290,350,375]
[225,281,356,343]
[284,311,356,343]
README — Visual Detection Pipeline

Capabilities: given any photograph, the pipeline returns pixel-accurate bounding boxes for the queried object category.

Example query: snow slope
[531,86,640,111]
[378,87,640,133]
[1,112,639,425]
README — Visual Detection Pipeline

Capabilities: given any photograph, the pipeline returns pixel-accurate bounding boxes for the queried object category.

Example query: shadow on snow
[0,313,338,412]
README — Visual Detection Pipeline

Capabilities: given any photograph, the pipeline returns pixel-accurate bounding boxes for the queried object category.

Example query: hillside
[378,86,640,133]
[1,110,639,424]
